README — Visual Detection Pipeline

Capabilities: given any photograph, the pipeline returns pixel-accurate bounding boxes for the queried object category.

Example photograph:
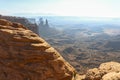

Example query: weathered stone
[84,62,120,80]
[0,19,76,80]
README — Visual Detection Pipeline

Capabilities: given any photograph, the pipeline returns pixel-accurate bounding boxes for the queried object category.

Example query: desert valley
[0,14,120,80]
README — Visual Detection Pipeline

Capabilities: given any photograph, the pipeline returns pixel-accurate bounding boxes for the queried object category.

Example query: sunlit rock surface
[0,19,76,80]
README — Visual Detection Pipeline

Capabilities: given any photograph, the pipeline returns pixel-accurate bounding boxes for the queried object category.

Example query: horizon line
[1,13,120,19]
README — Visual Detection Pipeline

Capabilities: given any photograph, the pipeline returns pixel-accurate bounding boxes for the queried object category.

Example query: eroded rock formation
[0,14,38,34]
[0,19,120,80]
[0,19,76,80]
[84,61,120,80]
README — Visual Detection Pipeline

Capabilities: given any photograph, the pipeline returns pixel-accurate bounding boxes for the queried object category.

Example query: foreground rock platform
[84,61,120,80]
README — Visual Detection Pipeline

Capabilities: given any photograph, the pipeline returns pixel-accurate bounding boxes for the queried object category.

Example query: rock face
[0,14,39,34]
[0,19,76,80]
[84,61,120,80]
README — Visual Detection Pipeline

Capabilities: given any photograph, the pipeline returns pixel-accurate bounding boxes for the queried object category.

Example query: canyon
[0,15,120,80]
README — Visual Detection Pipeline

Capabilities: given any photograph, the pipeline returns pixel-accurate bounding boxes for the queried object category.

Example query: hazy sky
[0,0,120,17]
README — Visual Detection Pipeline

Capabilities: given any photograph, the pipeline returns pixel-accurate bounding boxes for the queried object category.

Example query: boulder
[84,62,120,80]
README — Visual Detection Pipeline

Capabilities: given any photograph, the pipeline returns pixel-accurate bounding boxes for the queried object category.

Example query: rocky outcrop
[0,14,39,34]
[38,18,58,38]
[0,19,76,80]
[84,61,120,80]
[1,19,120,80]
[102,72,120,80]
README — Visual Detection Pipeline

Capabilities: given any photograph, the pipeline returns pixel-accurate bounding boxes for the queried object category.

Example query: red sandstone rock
[0,19,76,80]
[84,62,120,80]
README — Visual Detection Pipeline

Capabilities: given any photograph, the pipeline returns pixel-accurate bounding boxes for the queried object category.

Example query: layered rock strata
[0,19,76,80]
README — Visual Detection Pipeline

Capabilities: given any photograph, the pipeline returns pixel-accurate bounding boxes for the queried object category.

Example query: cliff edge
[0,19,76,80]
[0,19,120,80]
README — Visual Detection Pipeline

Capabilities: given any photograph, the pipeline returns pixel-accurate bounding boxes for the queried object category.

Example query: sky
[0,0,120,17]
